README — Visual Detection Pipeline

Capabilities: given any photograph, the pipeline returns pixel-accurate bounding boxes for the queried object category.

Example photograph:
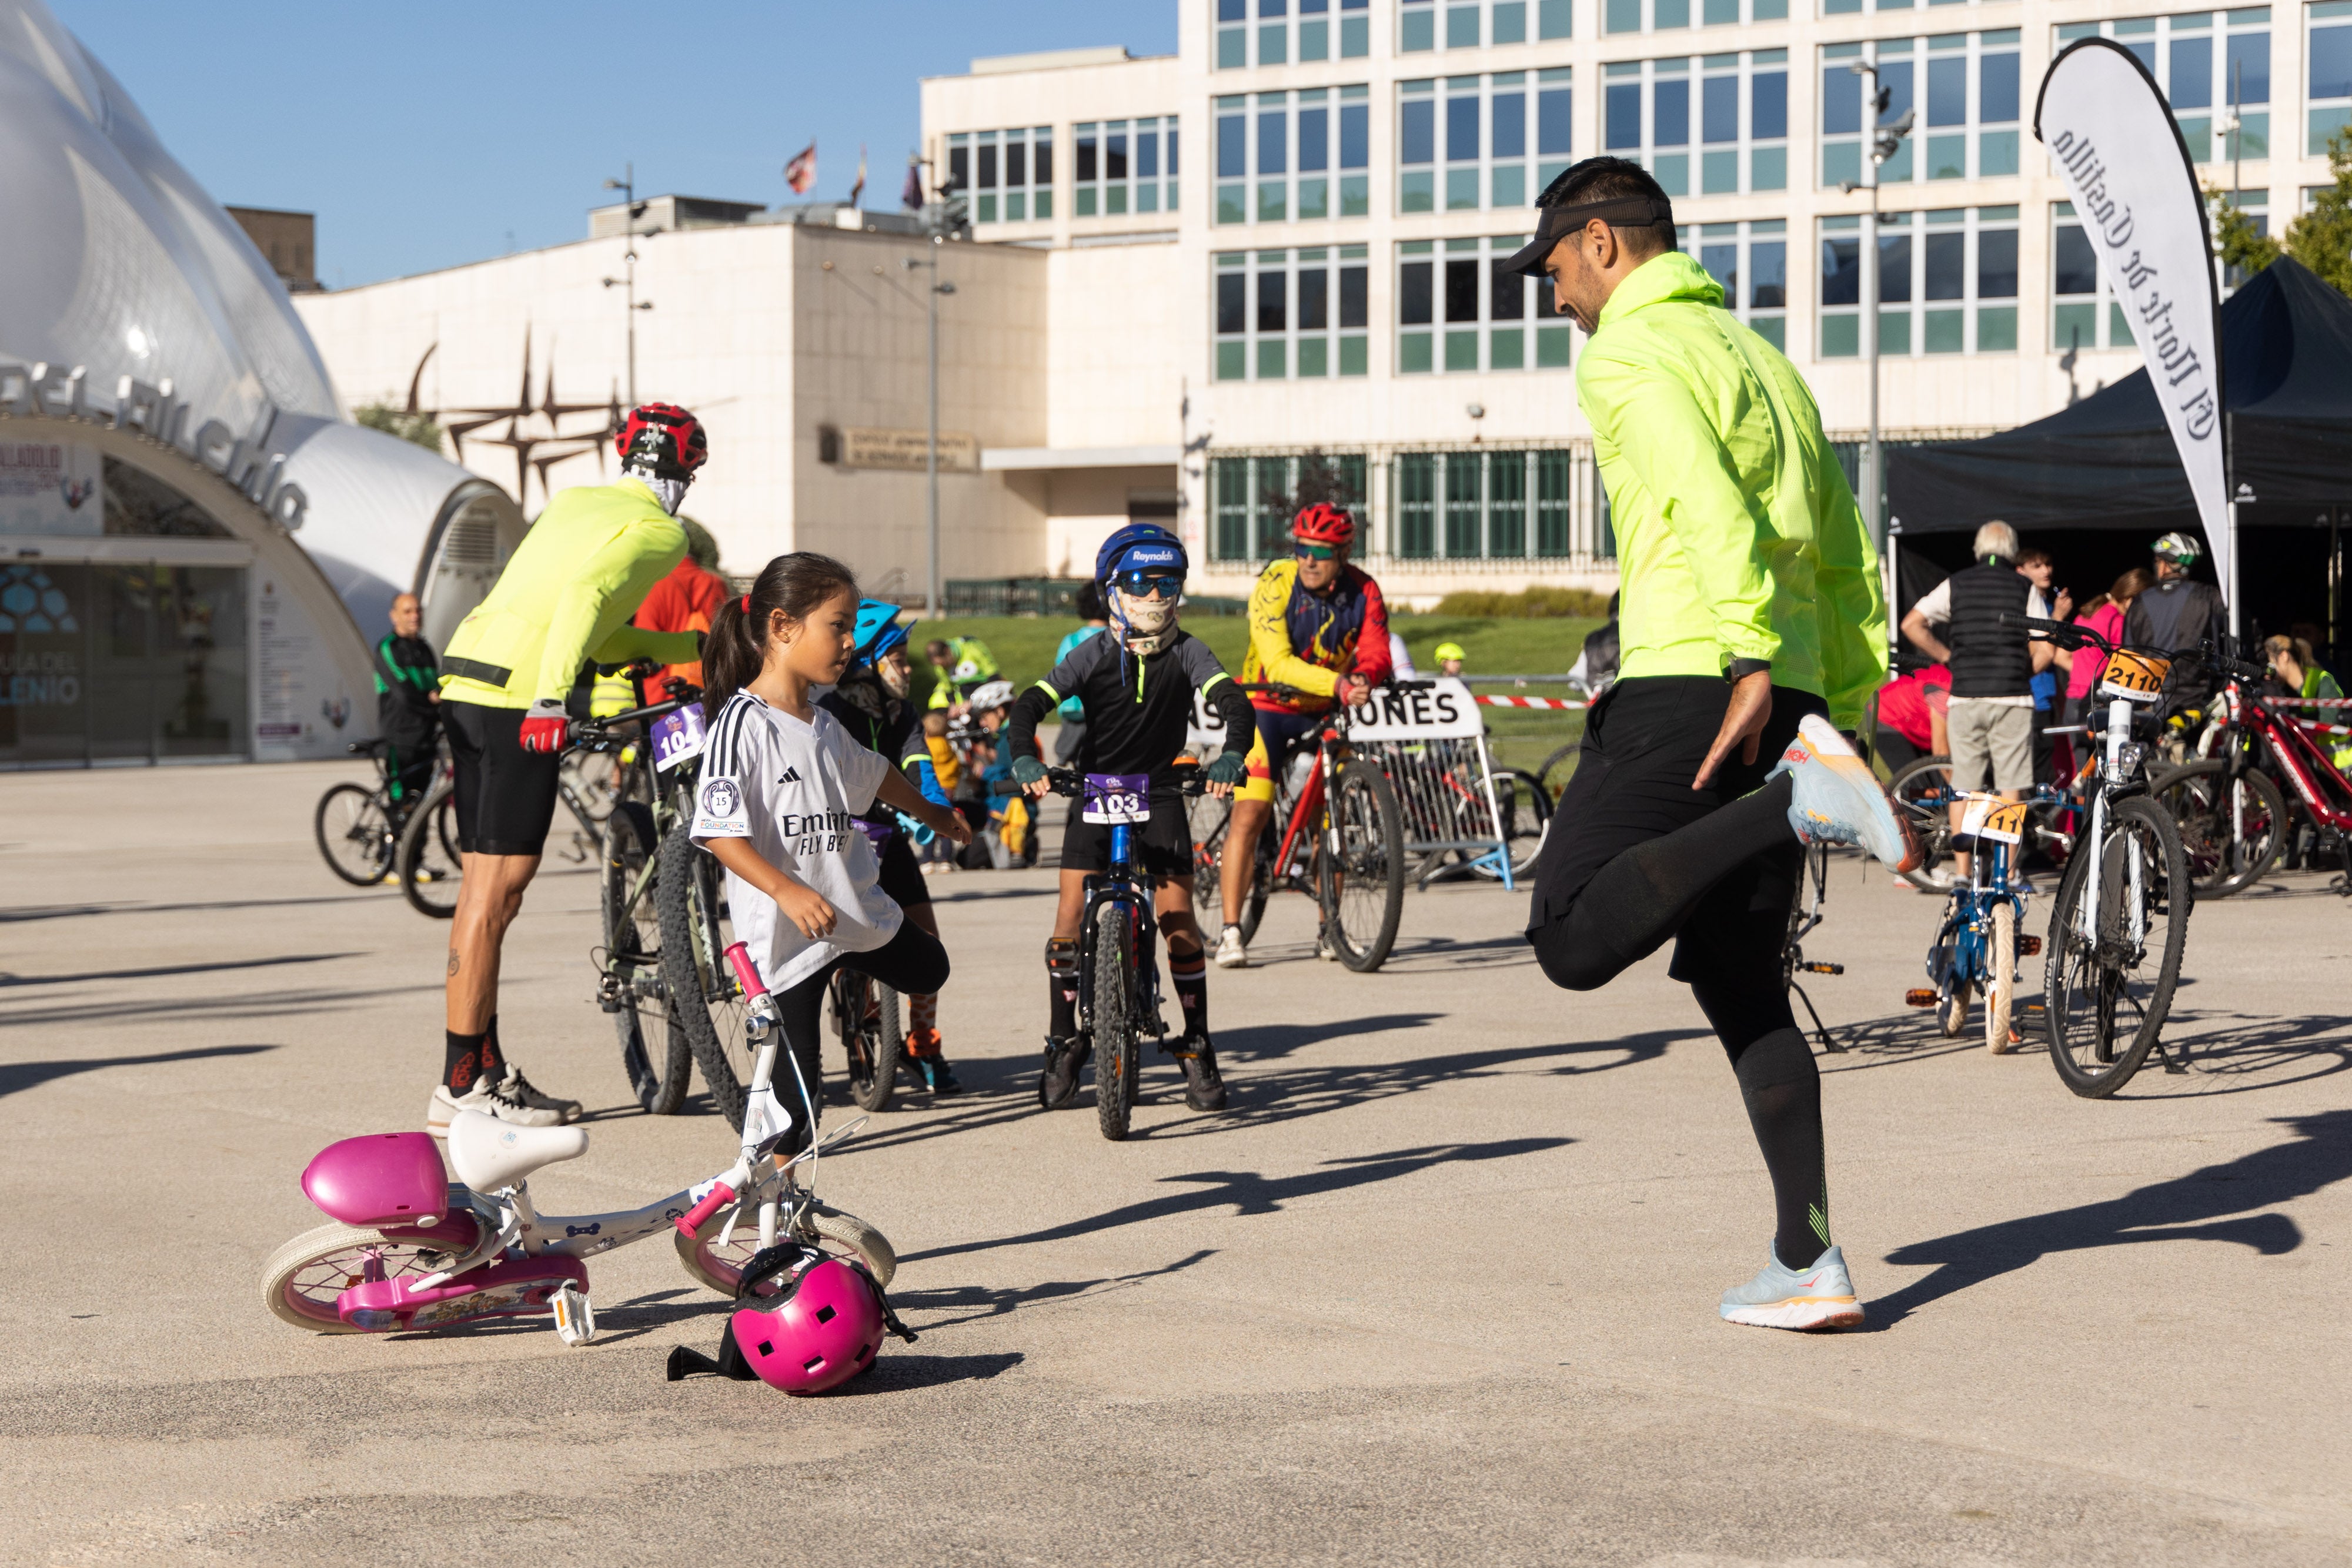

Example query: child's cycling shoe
[910,1056,963,1096]
[1170,1034,1227,1112]
[1038,1035,1089,1109]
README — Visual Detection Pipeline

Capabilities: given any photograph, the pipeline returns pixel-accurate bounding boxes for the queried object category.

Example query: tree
[353,402,445,453]
[2284,124,2352,295]
[1281,449,1362,520]
[2207,184,2281,286]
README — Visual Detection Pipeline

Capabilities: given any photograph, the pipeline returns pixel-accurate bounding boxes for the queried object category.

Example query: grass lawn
[917,611,1596,783]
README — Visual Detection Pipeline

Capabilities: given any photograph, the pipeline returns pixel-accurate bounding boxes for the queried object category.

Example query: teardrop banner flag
[2035,37,2233,612]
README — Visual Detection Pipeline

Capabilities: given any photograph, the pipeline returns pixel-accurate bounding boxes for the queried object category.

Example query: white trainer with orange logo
[1719,1243,1866,1331]
[1771,713,1922,871]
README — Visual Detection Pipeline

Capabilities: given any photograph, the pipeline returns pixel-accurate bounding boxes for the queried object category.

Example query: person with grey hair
[1899,520,2056,890]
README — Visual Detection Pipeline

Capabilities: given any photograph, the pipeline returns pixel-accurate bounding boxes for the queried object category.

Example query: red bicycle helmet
[1292,502,1356,550]
[614,403,709,478]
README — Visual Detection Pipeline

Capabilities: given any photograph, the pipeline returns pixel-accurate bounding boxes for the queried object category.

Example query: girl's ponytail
[701,551,862,724]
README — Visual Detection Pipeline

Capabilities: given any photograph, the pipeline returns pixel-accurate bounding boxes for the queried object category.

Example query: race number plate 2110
[650,704,707,773]
[1082,773,1151,824]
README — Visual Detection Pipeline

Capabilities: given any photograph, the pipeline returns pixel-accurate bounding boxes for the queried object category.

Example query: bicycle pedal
[1801,962,1845,975]
[552,1283,596,1346]
[1904,989,1937,1008]
[2017,935,2044,957]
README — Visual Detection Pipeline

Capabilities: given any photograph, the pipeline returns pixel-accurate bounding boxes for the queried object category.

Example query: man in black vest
[374,592,440,814]
[1898,521,2053,880]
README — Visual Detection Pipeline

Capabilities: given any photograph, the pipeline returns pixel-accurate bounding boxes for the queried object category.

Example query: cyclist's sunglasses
[1116,569,1185,599]
[1293,542,1337,561]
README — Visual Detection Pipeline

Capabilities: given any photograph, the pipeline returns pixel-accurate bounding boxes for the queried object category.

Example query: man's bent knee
[1528,915,1622,992]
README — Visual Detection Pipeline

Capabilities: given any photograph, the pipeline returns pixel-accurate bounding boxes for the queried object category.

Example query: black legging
[764,919,950,1152]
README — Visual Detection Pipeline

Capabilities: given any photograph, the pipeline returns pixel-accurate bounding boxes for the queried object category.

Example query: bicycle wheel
[656,818,747,1129]
[1188,792,1231,912]
[1234,811,1276,946]
[603,802,691,1115]
[1321,759,1406,972]
[1471,767,1553,881]
[315,783,395,886]
[259,1203,482,1333]
[674,1199,897,1295]
[2043,794,2190,1098]
[396,777,462,918]
[559,747,622,825]
[1536,741,1581,804]
[2151,760,2287,898]
[1984,901,2016,1054]
[1887,755,1959,891]
[1093,900,1141,1141]
[836,972,904,1113]
[1939,981,1972,1037]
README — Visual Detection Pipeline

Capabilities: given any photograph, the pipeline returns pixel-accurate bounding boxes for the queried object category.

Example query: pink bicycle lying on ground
[260,942,891,1340]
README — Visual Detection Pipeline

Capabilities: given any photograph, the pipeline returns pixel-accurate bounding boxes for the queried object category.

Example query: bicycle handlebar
[1041,766,1210,798]
[722,941,767,1002]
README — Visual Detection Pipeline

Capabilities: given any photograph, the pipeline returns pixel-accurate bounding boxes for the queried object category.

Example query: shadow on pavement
[0,984,439,1030]
[0,1042,274,1099]
[891,1247,1219,1329]
[834,1350,1026,1393]
[0,892,391,924]
[1867,1109,2352,1328]
[900,1137,1573,1265]
[0,952,358,989]
[2139,1009,2352,1096]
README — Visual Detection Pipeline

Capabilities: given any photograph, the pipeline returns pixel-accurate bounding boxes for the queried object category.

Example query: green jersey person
[1501,159,1917,1332]
[923,636,1001,710]
[373,591,440,808]
[426,403,710,1136]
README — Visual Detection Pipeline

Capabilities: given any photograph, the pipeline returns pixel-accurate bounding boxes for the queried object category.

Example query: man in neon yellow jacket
[426,403,709,1135]
[1503,159,1916,1333]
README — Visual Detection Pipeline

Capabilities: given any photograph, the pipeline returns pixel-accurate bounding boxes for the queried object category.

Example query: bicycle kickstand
[1789,973,1847,1053]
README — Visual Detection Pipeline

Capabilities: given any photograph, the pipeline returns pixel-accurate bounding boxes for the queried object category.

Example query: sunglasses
[1293,543,1336,562]
[1117,570,1185,599]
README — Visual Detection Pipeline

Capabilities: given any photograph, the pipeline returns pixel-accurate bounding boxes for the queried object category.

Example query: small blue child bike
[1905,788,2054,1054]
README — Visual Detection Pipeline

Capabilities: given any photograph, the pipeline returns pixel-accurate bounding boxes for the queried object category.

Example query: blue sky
[54,1,1177,289]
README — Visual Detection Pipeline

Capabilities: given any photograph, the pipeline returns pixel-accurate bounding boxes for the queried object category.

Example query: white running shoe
[493,1065,583,1124]
[426,1078,563,1138]
[1719,1243,1866,1331]
[1212,924,1250,969]
[1770,714,1921,871]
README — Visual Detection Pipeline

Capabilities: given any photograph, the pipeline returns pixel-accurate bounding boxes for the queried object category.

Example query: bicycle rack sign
[1345,679,1518,891]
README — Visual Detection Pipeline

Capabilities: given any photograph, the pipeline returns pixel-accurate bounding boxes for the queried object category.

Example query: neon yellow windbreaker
[1578,251,1888,731]
[439,477,700,710]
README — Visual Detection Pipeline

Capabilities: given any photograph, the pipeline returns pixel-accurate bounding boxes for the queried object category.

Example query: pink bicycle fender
[675,1181,736,1239]
[723,942,766,1001]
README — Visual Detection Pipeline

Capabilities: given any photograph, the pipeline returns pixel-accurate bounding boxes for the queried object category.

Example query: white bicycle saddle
[447,1109,589,1192]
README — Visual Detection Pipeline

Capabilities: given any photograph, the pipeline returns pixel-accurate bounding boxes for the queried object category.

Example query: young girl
[690,553,970,1153]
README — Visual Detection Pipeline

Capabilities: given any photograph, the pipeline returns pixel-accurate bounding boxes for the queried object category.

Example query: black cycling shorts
[1059,794,1195,880]
[874,827,933,911]
[443,700,562,857]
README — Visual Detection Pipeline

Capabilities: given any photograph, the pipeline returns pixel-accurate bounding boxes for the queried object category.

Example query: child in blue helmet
[1000,524,1259,1113]
[816,599,964,1095]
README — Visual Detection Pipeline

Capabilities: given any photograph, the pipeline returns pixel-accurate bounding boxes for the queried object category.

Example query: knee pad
[1045,937,1079,981]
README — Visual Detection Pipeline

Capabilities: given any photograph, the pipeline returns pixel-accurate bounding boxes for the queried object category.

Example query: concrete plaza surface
[3,761,2350,1567]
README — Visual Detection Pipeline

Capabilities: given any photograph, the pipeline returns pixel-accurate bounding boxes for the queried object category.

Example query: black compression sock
[1045,940,1078,1038]
[479,1014,504,1083]
[1731,1026,1832,1270]
[444,1028,487,1094]
[1167,947,1207,1037]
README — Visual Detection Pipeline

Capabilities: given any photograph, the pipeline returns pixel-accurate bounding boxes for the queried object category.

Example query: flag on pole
[900,158,924,210]
[2036,39,2233,607]
[849,145,867,209]
[784,142,817,195]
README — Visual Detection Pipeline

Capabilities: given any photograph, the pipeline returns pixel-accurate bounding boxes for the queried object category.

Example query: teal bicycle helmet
[853,599,908,667]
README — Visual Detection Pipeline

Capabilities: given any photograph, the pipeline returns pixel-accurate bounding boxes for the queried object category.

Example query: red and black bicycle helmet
[1292,502,1356,550]
[614,403,709,479]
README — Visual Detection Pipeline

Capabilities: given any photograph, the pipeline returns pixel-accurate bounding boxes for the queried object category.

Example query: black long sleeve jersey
[1004,628,1257,795]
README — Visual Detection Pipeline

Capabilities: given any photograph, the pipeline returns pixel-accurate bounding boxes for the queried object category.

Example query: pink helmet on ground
[729,1256,890,1395]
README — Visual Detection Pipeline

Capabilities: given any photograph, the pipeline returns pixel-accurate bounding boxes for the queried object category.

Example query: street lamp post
[600,163,654,406]
[1839,66,1913,552]
[904,157,965,618]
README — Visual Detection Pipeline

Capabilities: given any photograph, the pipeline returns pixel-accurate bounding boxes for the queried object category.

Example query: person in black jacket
[1898,521,2054,881]
[375,593,440,811]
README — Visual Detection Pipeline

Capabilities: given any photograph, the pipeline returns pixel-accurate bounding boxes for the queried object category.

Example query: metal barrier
[1344,679,1516,890]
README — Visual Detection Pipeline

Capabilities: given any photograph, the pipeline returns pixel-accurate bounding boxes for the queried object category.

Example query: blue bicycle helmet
[1095,521,1188,585]
[853,599,908,666]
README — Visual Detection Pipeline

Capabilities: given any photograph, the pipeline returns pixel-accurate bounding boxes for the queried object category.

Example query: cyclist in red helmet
[1215,501,1392,968]
[425,403,711,1136]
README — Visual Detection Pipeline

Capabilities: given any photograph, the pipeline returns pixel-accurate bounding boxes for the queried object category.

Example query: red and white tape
[1474,694,1587,710]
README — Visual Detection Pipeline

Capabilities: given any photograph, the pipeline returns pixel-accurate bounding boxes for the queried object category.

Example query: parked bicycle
[1899,789,2053,1054]
[2016,615,2192,1097]
[1192,682,1406,972]
[261,941,891,1339]
[1046,765,1210,1141]
[2145,656,2297,898]
[314,737,417,887]
[1780,841,1848,1054]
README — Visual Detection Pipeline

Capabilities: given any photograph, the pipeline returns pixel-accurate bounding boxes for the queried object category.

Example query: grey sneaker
[1769,715,1920,872]
[1212,924,1250,969]
[493,1065,583,1124]
[427,1079,562,1138]
[1719,1243,1865,1331]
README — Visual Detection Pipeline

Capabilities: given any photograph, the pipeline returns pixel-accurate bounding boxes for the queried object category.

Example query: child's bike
[1044,766,1209,1141]
[1900,788,2054,1054]
[260,942,891,1338]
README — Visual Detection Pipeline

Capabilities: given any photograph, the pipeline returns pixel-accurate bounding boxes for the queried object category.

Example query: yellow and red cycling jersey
[1238,557,1393,716]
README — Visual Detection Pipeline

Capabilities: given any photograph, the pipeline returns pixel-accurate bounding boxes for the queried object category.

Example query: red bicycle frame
[1264,721,1342,885]
[2233,682,2352,833]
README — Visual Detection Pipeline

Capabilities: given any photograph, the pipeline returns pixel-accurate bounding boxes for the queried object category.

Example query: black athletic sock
[1532,773,1797,992]
[1168,947,1208,1038]
[479,1014,504,1083]
[1730,1027,1832,1271]
[444,1028,487,1094]
[1045,939,1078,1039]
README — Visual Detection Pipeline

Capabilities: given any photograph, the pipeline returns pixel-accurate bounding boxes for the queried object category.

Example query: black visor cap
[1499,195,1678,279]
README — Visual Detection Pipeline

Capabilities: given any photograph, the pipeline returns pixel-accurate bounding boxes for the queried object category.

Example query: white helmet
[967,678,1015,711]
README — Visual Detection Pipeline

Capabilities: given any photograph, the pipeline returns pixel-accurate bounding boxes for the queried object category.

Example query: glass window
[1822,34,2019,186]
[1401,72,1555,211]
[1692,220,1790,349]
[957,127,1058,225]
[1609,52,1785,196]
[2067,13,2266,161]
[1820,206,2019,356]
[1397,235,1569,373]
[1219,93,1361,225]
[1219,247,1371,381]
[1606,0,1778,29]
[1078,116,1178,219]
[2050,200,2139,350]
[1213,455,1368,563]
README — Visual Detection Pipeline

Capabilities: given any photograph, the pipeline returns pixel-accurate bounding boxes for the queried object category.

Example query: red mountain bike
[2160,643,2352,892]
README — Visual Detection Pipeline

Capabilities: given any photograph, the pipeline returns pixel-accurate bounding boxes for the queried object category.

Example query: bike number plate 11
[1082,773,1151,824]
[651,704,707,772]
[1959,796,2029,844]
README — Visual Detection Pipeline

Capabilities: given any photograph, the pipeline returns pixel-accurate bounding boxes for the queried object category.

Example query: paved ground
[3,760,2350,1566]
